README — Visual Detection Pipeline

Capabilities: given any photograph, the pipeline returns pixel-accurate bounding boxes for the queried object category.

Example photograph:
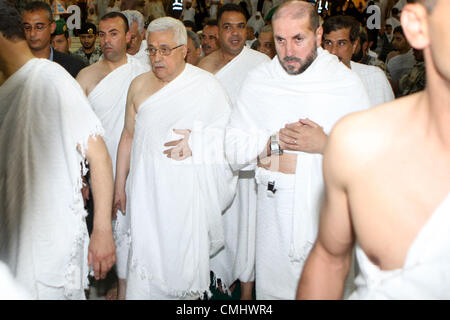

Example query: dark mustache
[283,56,301,63]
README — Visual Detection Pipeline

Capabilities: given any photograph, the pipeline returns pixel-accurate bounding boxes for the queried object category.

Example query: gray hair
[121,10,145,33]
[187,30,200,49]
[260,24,273,34]
[146,17,187,46]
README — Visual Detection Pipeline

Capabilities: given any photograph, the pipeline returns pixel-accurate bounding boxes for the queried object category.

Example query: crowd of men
[0,0,448,300]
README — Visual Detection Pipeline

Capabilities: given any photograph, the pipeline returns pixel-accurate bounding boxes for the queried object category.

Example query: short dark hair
[204,19,218,28]
[23,1,53,22]
[217,3,247,25]
[183,20,196,32]
[99,11,129,33]
[393,25,404,36]
[0,0,26,40]
[323,15,360,43]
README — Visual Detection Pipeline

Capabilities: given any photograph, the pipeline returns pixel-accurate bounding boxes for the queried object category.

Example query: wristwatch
[270,134,283,155]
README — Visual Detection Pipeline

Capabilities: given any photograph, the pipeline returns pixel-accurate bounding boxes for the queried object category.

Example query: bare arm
[82,135,116,280]
[75,68,90,96]
[113,82,137,215]
[297,120,355,299]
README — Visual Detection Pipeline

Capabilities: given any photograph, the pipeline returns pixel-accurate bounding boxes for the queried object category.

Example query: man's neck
[399,47,410,55]
[31,45,51,59]
[219,47,242,66]
[422,51,450,147]
[83,46,95,54]
[0,40,35,82]
[103,53,128,72]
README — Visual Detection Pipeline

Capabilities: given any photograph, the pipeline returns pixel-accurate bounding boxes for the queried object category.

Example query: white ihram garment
[126,64,236,299]
[210,47,270,291]
[226,48,370,299]
[88,55,150,279]
[0,59,104,299]
[349,193,450,299]
[350,61,394,107]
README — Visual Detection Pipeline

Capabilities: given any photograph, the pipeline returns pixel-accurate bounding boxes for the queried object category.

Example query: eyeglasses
[23,22,52,33]
[146,44,184,56]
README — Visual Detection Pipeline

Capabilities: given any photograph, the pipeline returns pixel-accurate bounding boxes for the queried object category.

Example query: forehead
[148,30,176,45]
[186,36,196,47]
[393,32,405,39]
[22,9,50,23]
[53,34,66,41]
[129,21,140,32]
[219,11,246,25]
[99,17,126,32]
[259,31,273,42]
[324,27,351,40]
[273,16,312,37]
[203,25,218,35]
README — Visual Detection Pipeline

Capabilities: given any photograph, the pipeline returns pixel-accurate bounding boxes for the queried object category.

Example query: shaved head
[272,1,320,31]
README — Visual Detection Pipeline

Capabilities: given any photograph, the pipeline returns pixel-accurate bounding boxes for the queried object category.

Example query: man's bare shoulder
[328,94,417,166]
[197,50,221,74]
[129,70,158,93]
[76,60,108,94]
[129,70,165,111]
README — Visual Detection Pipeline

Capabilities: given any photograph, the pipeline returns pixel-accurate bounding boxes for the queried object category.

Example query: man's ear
[315,25,323,47]
[401,3,429,50]
[125,29,132,43]
[68,36,72,49]
[50,21,56,34]
[352,39,360,54]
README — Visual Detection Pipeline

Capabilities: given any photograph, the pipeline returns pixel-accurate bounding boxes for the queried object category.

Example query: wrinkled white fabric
[88,55,149,280]
[0,261,32,300]
[126,64,236,299]
[133,41,150,67]
[349,193,450,300]
[226,48,370,299]
[0,58,104,300]
[351,61,394,107]
[210,47,269,290]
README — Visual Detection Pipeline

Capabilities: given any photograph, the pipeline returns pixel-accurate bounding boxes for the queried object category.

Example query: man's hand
[112,190,126,220]
[163,129,192,160]
[279,118,327,154]
[88,228,116,280]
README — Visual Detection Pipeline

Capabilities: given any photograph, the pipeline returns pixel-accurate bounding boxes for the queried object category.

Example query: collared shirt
[72,46,103,66]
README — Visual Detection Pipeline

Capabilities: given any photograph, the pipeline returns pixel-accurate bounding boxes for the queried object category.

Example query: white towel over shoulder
[0,58,104,299]
[226,48,370,267]
[349,193,450,299]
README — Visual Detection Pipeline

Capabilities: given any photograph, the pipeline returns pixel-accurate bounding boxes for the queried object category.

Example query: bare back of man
[327,93,450,271]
